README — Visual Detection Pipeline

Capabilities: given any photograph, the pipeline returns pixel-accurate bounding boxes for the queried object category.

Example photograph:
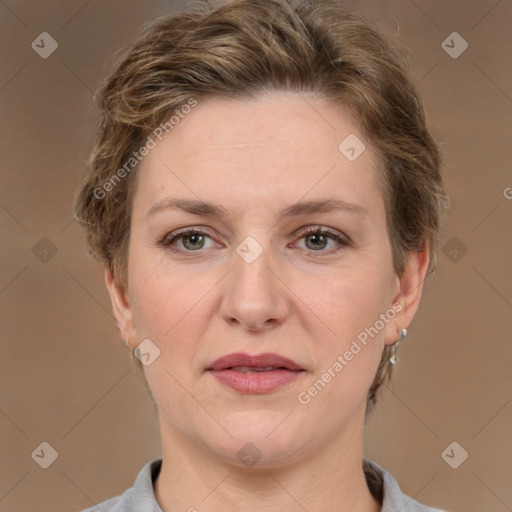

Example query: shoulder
[82,494,124,512]
[81,457,163,512]
[363,458,449,512]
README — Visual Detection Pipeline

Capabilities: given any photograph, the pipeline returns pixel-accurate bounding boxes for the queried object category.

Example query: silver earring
[390,328,407,365]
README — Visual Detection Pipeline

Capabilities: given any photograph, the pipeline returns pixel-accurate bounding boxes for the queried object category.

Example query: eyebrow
[146,197,368,221]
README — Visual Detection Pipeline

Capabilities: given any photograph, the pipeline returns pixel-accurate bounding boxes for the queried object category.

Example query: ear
[384,247,430,346]
[104,266,137,349]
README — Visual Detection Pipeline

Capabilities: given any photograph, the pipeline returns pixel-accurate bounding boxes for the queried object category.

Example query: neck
[154,414,381,512]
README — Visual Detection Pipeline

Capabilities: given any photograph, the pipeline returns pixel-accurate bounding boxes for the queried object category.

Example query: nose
[220,237,290,332]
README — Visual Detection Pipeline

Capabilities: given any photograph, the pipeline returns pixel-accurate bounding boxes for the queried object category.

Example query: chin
[203,409,309,470]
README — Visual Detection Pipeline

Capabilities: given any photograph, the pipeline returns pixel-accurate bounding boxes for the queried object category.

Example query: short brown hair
[73,0,449,415]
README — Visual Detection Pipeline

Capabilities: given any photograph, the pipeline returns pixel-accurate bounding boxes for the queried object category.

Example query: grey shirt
[82,457,447,512]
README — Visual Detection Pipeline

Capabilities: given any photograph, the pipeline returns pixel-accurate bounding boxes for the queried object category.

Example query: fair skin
[105,91,429,512]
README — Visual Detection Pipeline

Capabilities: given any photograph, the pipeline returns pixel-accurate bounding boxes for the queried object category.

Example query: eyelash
[159,226,350,256]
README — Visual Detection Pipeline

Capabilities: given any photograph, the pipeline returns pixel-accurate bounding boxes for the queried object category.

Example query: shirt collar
[119,456,441,512]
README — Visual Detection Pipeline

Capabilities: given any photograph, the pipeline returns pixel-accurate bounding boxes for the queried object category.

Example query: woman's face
[107,91,424,468]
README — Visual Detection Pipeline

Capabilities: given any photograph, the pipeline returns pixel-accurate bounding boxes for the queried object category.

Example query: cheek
[306,265,391,338]
[303,267,390,386]
[127,267,211,424]
[129,242,191,328]
[128,256,216,371]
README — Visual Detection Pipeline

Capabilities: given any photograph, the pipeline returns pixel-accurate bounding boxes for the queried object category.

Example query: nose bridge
[221,232,287,330]
[233,233,276,300]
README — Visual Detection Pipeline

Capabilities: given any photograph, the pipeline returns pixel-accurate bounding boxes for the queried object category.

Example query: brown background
[1,1,511,511]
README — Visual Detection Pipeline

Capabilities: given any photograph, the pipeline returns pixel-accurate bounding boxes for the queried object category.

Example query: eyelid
[159,225,351,254]
[160,226,218,249]
[295,225,351,242]
[294,226,351,252]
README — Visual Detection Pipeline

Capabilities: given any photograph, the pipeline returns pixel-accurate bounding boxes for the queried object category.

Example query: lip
[207,352,304,372]
[206,352,306,394]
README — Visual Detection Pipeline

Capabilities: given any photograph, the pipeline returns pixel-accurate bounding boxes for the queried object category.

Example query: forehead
[133,91,384,220]
[157,91,364,155]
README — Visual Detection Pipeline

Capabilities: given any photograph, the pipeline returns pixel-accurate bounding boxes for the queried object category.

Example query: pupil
[307,233,326,250]
[185,234,203,250]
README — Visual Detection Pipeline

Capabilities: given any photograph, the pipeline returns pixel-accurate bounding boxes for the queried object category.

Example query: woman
[74,0,450,510]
